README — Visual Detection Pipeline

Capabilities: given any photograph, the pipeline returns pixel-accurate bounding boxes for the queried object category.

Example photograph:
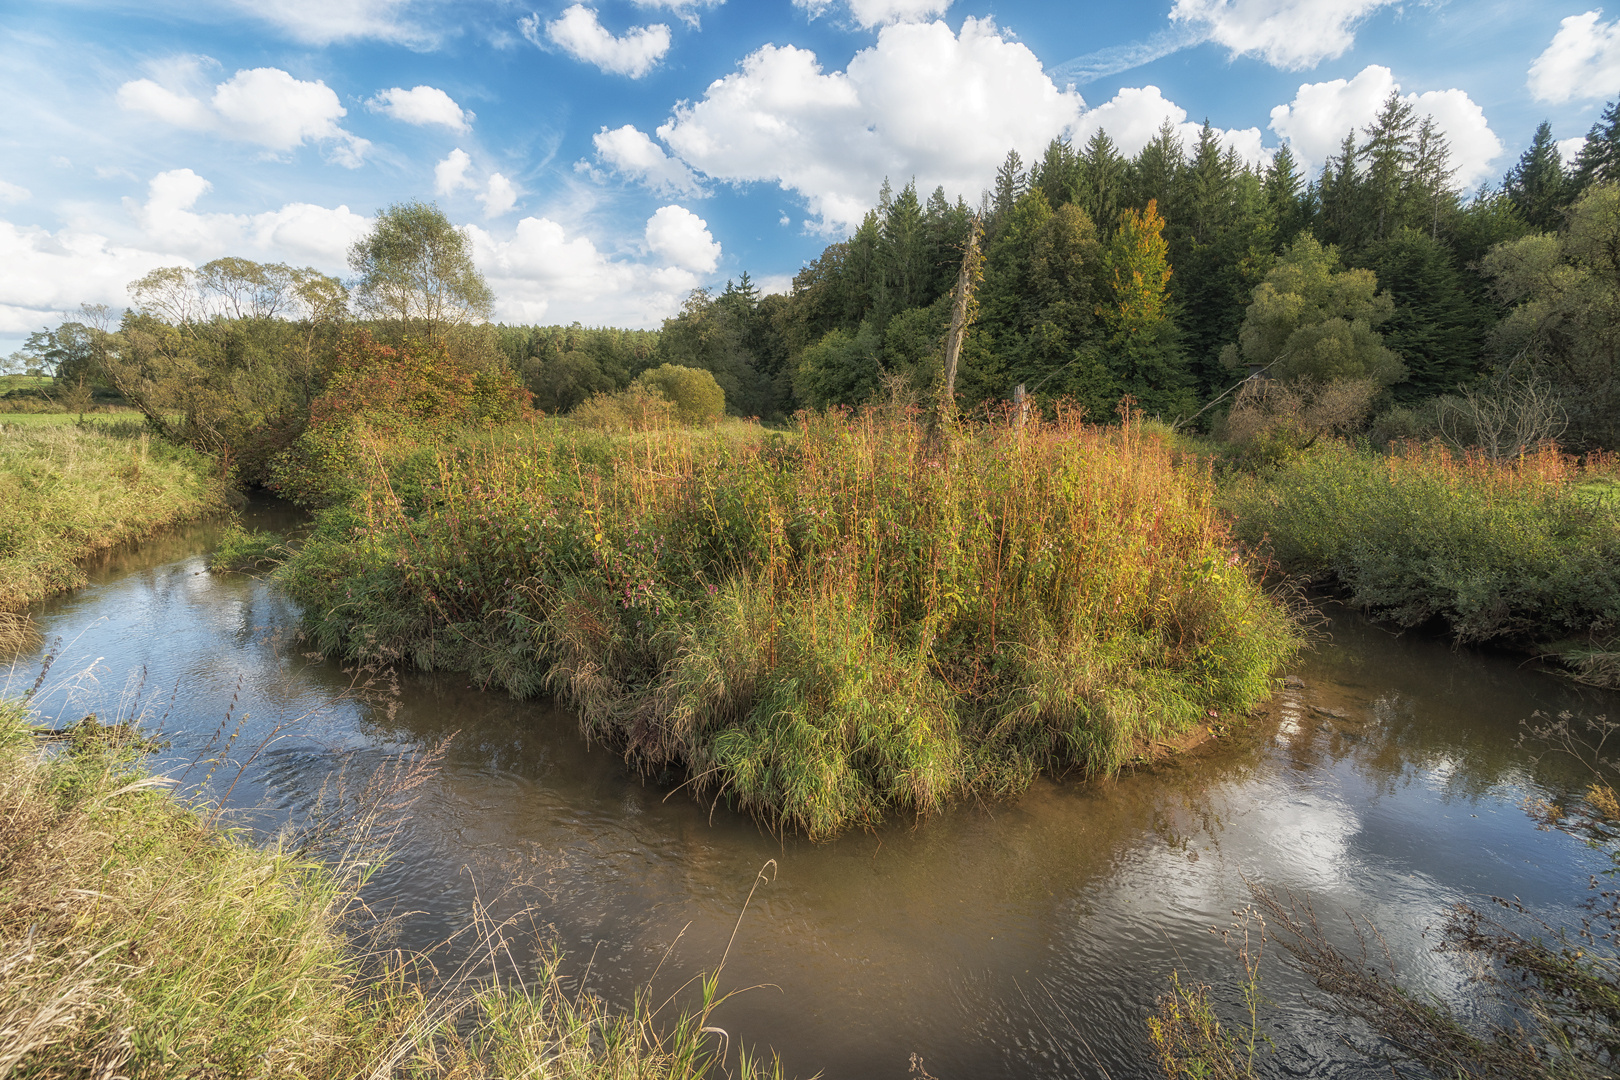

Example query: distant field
[0,375,55,393]
[0,410,148,427]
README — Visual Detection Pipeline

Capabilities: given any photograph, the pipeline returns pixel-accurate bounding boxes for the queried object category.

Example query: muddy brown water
[6,499,1618,1079]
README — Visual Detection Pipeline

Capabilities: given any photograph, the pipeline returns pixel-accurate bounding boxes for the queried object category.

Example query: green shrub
[635,363,726,425]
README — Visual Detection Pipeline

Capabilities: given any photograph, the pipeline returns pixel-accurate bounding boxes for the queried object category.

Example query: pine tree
[1263,142,1309,246]
[1077,130,1127,237]
[1406,117,1459,238]
[1358,91,1418,245]
[1033,136,1081,211]
[1573,100,1620,190]
[991,150,1028,234]
[1504,121,1571,232]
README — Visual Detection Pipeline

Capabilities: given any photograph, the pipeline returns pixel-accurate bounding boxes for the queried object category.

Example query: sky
[0,0,1614,355]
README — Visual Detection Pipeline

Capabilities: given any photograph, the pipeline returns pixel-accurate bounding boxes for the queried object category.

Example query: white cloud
[534,5,672,78]
[230,0,436,47]
[1170,0,1395,70]
[593,125,702,195]
[1268,64,1502,188]
[368,85,473,132]
[795,0,952,29]
[467,216,695,327]
[117,66,370,167]
[119,169,372,264]
[435,148,475,194]
[657,17,1085,232]
[479,173,519,218]
[0,172,372,335]
[1559,136,1588,165]
[1529,11,1620,104]
[645,205,720,272]
[0,181,30,204]
[1069,84,1268,166]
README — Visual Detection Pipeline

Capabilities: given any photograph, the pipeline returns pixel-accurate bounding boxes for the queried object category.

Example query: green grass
[0,423,227,621]
[1223,440,1620,675]
[0,374,55,394]
[0,694,788,1079]
[278,406,1298,838]
[0,409,154,426]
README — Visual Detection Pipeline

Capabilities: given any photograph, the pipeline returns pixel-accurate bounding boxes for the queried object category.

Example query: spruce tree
[1077,130,1127,237]
[1263,143,1308,247]
[1503,122,1571,231]
[1573,100,1620,189]
[1358,92,1418,245]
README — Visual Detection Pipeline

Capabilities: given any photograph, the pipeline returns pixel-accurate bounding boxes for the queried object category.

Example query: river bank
[0,420,228,648]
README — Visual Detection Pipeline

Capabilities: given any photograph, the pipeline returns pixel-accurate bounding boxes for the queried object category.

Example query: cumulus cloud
[0,170,373,334]
[593,125,702,195]
[466,216,697,326]
[435,149,475,194]
[1268,65,1502,188]
[794,0,952,29]
[529,5,672,78]
[1529,11,1620,104]
[479,173,519,218]
[657,17,1085,232]
[644,205,720,272]
[117,66,370,166]
[1559,136,1589,165]
[368,85,473,132]
[1074,84,1267,165]
[1170,0,1395,70]
[119,168,373,264]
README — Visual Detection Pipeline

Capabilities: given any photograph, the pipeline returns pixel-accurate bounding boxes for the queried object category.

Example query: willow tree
[348,201,494,339]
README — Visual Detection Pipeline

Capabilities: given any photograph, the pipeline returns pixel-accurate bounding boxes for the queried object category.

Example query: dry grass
[0,424,227,612]
[281,404,1298,838]
[0,687,794,1079]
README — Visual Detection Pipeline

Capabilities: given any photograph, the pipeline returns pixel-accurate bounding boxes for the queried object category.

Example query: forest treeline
[11,90,1620,469]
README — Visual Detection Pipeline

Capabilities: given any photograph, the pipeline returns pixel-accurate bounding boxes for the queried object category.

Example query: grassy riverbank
[279,407,1298,838]
[0,422,227,641]
[1223,440,1620,684]
[0,695,783,1078]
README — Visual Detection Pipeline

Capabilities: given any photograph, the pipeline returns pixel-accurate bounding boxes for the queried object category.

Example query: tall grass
[1223,440,1620,664]
[0,689,789,1078]
[0,423,227,628]
[281,406,1298,838]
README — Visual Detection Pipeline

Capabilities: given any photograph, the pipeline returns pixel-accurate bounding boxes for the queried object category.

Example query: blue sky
[0,0,1613,353]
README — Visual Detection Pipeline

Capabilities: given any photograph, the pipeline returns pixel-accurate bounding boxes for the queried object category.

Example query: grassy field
[0,423,227,641]
[280,406,1298,838]
[0,374,55,394]
[1223,440,1620,684]
[0,409,150,426]
[0,695,786,1078]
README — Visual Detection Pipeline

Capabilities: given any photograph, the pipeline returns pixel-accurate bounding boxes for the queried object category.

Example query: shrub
[635,363,726,425]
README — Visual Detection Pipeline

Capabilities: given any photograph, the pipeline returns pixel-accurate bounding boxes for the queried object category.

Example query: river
[5,500,1616,1079]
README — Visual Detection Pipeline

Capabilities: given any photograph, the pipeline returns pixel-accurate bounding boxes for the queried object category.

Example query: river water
[5,501,1617,1079]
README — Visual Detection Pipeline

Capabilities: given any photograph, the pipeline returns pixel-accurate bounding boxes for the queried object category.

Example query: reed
[281,405,1298,838]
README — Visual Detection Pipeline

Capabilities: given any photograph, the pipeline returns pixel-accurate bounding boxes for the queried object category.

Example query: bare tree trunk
[940,217,983,415]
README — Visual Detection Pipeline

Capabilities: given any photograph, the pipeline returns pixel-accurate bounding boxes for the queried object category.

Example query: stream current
[6,499,1618,1079]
